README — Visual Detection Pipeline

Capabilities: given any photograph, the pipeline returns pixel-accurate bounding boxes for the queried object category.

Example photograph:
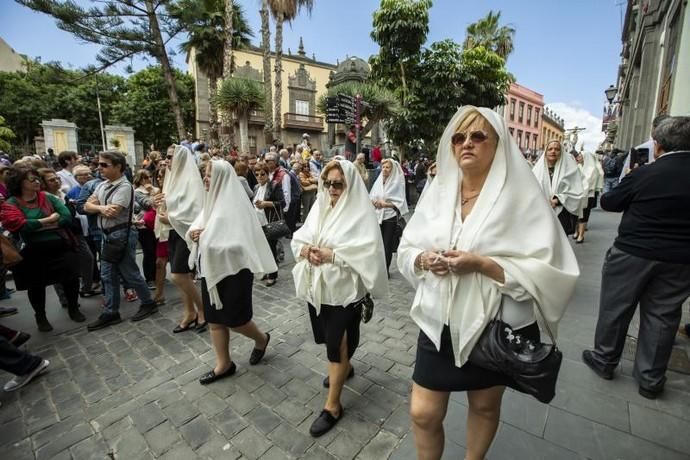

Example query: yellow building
[540,108,565,150]
[188,41,340,153]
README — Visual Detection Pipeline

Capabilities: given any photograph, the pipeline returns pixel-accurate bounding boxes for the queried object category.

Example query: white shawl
[533,142,584,216]
[369,159,409,223]
[291,160,388,309]
[397,106,579,367]
[186,160,277,309]
[165,145,204,239]
[579,151,603,199]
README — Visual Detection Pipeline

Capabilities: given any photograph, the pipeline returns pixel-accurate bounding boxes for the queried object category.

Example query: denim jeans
[100,228,152,315]
[603,177,619,193]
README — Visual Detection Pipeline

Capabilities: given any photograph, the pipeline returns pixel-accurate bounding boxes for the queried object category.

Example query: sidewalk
[1,209,689,459]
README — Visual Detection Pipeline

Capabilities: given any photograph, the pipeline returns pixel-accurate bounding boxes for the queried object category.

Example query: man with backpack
[602,149,624,193]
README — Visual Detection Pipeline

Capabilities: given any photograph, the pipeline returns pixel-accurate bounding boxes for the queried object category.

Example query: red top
[371,146,382,163]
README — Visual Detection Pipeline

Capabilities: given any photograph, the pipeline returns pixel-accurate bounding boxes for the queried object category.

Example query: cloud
[545,102,606,151]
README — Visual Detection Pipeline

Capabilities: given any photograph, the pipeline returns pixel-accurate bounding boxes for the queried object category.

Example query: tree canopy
[464,10,515,60]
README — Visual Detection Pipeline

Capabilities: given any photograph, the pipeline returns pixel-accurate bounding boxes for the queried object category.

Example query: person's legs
[465,386,506,460]
[77,237,95,292]
[589,247,652,370]
[231,321,268,348]
[62,276,85,322]
[0,335,42,376]
[100,255,120,316]
[154,256,168,303]
[380,218,396,273]
[27,286,51,331]
[634,263,690,391]
[410,383,450,460]
[266,239,278,282]
[118,230,154,305]
[138,229,157,283]
[209,323,231,374]
[324,333,350,416]
[171,273,205,324]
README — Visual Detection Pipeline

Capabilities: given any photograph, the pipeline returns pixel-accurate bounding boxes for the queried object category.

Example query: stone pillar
[135,141,144,167]
[40,119,78,153]
[104,125,136,168]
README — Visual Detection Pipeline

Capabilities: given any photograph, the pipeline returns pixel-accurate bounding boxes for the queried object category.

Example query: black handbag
[100,185,134,264]
[391,206,407,252]
[360,294,374,323]
[262,205,291,240]
[468,301,563,404]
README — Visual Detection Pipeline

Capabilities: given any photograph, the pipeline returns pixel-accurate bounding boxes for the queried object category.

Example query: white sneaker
[3,359,49,392]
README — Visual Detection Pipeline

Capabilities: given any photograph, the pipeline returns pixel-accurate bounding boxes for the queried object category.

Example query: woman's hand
[303,246,334,266]
[416,250,450,276]
[442,250,480,276]
[550,197,559,208]
[153,192,165,208]
[40,212,60,225]
[189,228,203,242]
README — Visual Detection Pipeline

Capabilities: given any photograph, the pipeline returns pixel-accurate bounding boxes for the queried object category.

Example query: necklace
[461,193,480,206]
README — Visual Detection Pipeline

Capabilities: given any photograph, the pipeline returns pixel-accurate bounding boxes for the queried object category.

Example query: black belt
[102,223,130,235]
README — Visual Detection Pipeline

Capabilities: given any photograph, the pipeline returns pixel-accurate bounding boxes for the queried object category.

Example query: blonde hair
[453,110,498,141]
[320,160,346,187]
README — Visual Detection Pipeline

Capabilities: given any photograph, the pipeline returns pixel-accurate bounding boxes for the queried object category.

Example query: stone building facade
[498,82,544,153]
[540,108,565,150]
[614,0,690,150]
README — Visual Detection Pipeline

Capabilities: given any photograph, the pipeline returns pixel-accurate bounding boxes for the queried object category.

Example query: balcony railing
[283,112,324,131]
[249,110,265,125]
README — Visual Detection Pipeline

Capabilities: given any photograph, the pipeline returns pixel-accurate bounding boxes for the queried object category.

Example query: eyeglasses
[25,176,40,183]
[98,162,112,168]
[255,171,267,177]
[323,180,345,190]
[451,130,489,146]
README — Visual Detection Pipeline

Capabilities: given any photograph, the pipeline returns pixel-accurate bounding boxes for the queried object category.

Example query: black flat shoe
[11,332,31,347]
[582,350,614,380]
[79,290,101,298]
[131,303,158,322]
[576,238,584,244]
[323,366,355,388]
[199,362,236,385]
[249,333,270,365]
[265,278,277,287]
[173,317,198,333]
[309,406,343,437]
[87,313,122,331]
[195,321,208,333]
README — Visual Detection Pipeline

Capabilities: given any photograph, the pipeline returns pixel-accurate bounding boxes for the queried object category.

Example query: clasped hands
[189,228,203,242]
[416,249,480,276]
[301,245,334,266]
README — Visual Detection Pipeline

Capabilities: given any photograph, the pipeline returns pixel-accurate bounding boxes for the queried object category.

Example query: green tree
[316,82,400,137]
[457,45,512,108]
[17,0,189,140]
[0,115,16,153]
[215,77,264,154]
[171,0,253,145]
[267,0,314,142]
[463,10,515,60]
[111,66,195,149]
[370,0,432,104]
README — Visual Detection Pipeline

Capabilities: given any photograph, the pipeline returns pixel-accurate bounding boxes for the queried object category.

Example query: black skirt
[309,301,363,363]
[557,209,577,235]
[201,269,253,327]
[12,238,79,290]
[168,230,192,274]
[413,323,540,393]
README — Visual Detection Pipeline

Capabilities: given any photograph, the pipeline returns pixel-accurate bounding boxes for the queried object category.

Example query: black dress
[201,269,254,327]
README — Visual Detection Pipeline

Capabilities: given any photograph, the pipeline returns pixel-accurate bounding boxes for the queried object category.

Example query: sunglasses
[451,130,489,146]
[25,176,40,182]
[323,180,345,190]
[166,155,173,160]
[255,171,267,176]
[98,162,112,168]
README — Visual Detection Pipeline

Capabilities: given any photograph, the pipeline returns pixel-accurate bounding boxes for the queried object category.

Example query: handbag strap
[496,297,558,346]
[268,203,285,222]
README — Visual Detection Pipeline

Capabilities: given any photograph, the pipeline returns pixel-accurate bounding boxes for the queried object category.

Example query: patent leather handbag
[468,301,563,404]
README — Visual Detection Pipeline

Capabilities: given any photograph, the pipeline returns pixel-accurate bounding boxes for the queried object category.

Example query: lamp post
[605,85,617,104]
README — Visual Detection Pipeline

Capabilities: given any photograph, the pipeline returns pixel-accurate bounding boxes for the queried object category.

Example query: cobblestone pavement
[1,210,690,460]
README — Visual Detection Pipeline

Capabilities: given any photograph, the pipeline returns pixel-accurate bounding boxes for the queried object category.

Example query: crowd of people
[0,109,688,460]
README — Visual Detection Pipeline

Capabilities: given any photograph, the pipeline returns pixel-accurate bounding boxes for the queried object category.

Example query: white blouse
[253,184,268,226]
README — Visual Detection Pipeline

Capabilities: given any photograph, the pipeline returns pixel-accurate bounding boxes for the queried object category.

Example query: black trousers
[590,246,690,390]
[286,201,300,234]
[137,228,157,283]
[380,216,397,274]
[0,335,41,376]
[266,239,278,280]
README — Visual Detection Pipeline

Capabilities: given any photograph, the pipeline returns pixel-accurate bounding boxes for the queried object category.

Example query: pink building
[501,82,544,152]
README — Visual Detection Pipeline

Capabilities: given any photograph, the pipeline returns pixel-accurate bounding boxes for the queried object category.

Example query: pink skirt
[156,240,169,259]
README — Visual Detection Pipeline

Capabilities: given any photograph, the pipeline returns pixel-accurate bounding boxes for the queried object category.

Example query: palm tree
[464,10,515,60]
[215,78,265,154]
[173,0,253,146]
[267,0,314,143]
[259,0,273,146]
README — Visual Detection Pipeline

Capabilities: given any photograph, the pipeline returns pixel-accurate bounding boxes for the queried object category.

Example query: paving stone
[211,407,248,438]
[274,399,312,426]
[282,378,319,404]
[144,420,181,456]
[488,422,580,460]
[195,434,240,459]
[302,444,337,460]
[158,441,199,460]
[195,392,226,418]
[129,402,167,433]
[244,406,282,435]
[629,403,690,454]
[179,415,216,450]
[100,417,133,443]
[35,423,94,460]
[227,387,259,415]
[234,371,266,393]
[230,426,272,460]
[69,434,111,460]
[252,382,288,408]
[550,381,630,431]
[499,390,549,437]
[0,417,25,448]
[32,414,82,448]
[383,403,411,437]
[267,422,314,457]
[0,437,34,460]
[162,400,200,427]
[326,430,366,459]
[108,426,150,459]
[355,429,398,460]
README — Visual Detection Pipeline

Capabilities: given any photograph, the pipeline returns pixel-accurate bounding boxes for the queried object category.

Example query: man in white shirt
[57,151,80,194]
[310,150,323,177]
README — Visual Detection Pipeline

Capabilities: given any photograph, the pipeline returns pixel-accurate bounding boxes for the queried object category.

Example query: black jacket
[255,181,285,223]
[601,151,690,264]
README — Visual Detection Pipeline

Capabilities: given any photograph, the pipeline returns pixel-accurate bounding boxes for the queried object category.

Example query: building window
[509,98,516,121]
[295,100,310,121]
[534,108,540,127]
[518,102,525,123]
[248,135,257,155]
[517,130,523,148]
[527,105,532,124]
[533,133,538,149]
[509,127,514,136]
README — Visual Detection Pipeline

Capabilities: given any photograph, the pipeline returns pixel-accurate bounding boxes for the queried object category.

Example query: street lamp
[604,85,617,104]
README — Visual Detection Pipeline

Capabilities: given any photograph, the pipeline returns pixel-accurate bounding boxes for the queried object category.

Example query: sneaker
[125,289,138,302]
[87,313,122,331]
[0,306,18,318]
[4,359,49,392]
[131,303,158,322]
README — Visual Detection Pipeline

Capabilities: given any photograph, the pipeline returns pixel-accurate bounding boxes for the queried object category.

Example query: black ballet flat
[309,406,343,437]
[249,333,270,365]
[199,362,236,385]
[173,317,198,333]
